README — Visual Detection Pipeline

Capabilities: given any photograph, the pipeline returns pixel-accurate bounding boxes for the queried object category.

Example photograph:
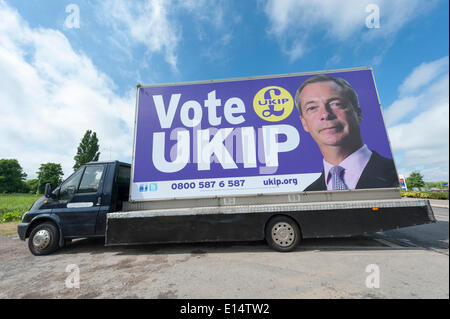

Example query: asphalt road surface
[0,206,448,299]
[376,207,448,253]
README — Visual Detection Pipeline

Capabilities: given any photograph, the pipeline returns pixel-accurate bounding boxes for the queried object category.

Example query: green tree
[73,130,100,170]
[0,159,27,193]
[37,163,64,193]
[406,171,425,189]
[425,181,448,189]
[25,179,39,194]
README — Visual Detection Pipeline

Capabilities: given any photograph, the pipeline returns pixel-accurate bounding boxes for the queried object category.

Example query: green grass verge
[0,194,41,223]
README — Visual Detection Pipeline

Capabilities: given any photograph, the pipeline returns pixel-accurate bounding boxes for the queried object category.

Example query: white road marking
[373,238,405,248]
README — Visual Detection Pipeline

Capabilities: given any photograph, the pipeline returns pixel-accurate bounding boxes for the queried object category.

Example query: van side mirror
[44,183,52,198]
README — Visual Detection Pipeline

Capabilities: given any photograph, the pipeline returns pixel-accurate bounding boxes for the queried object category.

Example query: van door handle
[97,197,102,206]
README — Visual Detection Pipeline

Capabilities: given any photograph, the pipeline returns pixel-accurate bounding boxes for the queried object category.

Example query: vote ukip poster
[130,68,398,201]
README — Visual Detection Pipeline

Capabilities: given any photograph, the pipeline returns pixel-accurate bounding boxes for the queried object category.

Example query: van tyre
[265,216,301,252]
[28,222,60,256]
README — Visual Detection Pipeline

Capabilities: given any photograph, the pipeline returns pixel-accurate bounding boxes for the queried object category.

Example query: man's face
[299,81,362,148]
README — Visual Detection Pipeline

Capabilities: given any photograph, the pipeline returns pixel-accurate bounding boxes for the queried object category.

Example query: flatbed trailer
[106,190,435,249]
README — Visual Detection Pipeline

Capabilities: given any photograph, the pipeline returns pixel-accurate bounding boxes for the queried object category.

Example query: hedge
[401,191,449,200]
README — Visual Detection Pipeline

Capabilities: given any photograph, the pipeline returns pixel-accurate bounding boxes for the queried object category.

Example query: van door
[52,165,106,237]
[95,164,131,235]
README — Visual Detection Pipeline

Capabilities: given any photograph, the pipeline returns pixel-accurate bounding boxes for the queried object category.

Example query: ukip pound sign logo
[253,86,294,122]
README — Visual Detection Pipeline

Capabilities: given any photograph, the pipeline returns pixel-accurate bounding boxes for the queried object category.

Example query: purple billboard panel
[130,68,399,201]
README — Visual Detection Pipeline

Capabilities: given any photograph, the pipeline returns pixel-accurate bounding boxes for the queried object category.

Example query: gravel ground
[1,232,448,299]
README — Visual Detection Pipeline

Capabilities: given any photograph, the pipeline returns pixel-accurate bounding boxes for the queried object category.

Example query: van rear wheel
[28,222,60,256]
[265,216,301,252]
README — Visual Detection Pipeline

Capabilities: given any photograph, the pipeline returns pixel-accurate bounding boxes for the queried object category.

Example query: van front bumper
[17,223,29,241]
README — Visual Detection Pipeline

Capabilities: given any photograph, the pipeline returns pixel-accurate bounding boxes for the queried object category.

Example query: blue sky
[0,0,448,181]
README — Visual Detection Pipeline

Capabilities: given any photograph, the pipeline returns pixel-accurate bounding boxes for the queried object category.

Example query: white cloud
[99,0,239,68]
[100,0,180,70]
[263,0,437,61]
[399,56,449,96]
[383,96,420,126]
[265,0,365,41]
[0,1,135,179]
[180,0,226,29]
[386,57,449,181]
[385,57,449,126]
[284,37,308,62]
[180,0,242,32]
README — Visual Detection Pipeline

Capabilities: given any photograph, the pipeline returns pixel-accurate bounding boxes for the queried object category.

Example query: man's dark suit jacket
[304,151,399,191]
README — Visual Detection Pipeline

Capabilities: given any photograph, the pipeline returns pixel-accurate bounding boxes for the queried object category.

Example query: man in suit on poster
[294,75,399,191]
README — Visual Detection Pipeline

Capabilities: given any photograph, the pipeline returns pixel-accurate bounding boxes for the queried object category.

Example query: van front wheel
[28,222,60,256]
[265,216,301,252]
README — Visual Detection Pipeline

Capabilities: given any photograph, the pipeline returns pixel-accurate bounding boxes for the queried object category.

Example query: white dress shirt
[323,144,372,190]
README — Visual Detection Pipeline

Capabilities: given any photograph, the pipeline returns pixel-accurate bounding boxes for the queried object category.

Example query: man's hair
[294,75,361,116]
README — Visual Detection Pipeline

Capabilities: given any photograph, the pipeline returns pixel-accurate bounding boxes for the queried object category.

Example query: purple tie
[329,166,348,190]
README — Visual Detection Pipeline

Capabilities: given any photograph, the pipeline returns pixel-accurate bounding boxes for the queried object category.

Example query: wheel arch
[26,215,64,247]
